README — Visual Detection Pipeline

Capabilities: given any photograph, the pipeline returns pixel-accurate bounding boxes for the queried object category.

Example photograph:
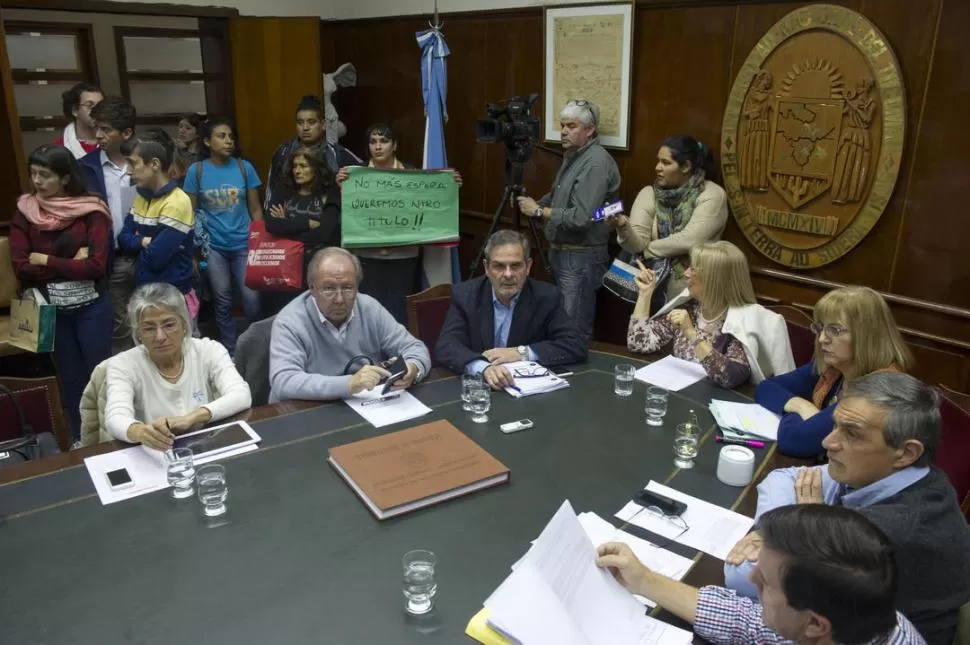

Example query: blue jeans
[52,293,113,441]
[549,246,609,341]
[206,248,261,355]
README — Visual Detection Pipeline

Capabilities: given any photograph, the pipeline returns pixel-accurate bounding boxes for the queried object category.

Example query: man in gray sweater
[269,247,430,403]
[516,98,621,341]
[724,372,970,645]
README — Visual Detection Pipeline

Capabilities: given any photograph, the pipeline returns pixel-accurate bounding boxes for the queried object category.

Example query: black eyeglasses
[512,364,550,378]
[626,503,691,551]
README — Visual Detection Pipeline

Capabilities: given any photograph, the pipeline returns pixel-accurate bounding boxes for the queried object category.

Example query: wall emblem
[721,4,906,268]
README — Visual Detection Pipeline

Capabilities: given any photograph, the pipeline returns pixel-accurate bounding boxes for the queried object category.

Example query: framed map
[543,3,635,150]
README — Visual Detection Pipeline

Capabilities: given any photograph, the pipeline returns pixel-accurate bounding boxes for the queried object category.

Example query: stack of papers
[343,388,432,428]
[634,355,707,391]
[709,400,780,441]
[615,481,755,561]
[468,500,694,645]
[501,360,570,398]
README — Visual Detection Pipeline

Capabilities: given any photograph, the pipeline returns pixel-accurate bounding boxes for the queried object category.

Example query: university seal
[721,4,905,268]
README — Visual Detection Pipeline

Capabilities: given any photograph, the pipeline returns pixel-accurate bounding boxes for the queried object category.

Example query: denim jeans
[548,246,609,341]
[206,248,261,355]
[52,293,113,440]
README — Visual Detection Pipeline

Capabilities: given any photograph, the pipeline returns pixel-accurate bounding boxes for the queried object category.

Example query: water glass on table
[402,549,438,615]
[468,383,491,424]
[673,422,701,469]
[196,464,229,517]
[165,448,196,499]
[614,364,636,396]
[645,387,669,426]
[461,373,484,412]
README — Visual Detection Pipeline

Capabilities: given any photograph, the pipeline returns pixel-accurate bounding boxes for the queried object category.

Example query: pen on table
[508,384,523,394]
[361,394,402,406]
[715,435,765,449]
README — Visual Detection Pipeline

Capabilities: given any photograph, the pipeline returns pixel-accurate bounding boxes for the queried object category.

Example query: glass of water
[165,448,196,499]
[614,364,635,396]
[673,422,701,469]
[402,549,438,615]
[196,464,228,517]
[645,387,669,426]
[468,383,491,424]
[461,373,484,412]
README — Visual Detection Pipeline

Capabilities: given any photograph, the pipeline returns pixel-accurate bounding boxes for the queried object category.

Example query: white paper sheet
[709,400,780,441]
[615,481,755,561]
[486,500,694,645]
[499,360,571,398]
[84,443,257,505]
[634,355,708,391]
[577,512,694,607]
[342,388,432,428]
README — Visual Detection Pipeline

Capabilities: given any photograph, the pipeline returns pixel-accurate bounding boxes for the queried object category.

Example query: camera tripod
[468,141,556,284]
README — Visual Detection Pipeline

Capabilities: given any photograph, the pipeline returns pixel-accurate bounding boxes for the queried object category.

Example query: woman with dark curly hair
[262,145,341,315]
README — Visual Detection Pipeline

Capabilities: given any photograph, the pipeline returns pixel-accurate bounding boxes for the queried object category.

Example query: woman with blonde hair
[628,241,793,388]
[756,285,913,457]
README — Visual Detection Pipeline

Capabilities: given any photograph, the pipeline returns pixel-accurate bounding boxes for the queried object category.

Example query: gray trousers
[109,256,136,354]
[548,246,609,341]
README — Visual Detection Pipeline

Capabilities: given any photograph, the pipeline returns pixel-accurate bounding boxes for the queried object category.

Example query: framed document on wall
[543,2,635,150]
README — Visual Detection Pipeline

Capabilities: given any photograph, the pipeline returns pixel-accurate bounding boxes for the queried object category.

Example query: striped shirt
[694,586,927,645]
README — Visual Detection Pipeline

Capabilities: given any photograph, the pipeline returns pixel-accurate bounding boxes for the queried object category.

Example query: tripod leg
[468,184,514,279]
[527,217,556,285]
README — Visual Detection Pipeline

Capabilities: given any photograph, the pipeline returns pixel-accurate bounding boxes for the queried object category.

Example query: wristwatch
[534,206,544,218]
[517,345,529,362]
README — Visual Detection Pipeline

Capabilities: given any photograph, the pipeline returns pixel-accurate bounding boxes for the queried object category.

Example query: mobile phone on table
[634,489,687,517]
[500,419,535,434]
[106,468,135,491]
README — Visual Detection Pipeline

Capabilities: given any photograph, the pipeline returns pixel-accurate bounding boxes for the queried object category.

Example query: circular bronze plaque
[721,4,906,268]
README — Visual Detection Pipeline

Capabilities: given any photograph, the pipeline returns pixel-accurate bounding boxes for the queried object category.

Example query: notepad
[343,388,432,428]
[709,400,780,441]
[501,360,570,398]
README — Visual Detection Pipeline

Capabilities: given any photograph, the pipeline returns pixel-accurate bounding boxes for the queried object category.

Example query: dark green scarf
[654,170,706,277]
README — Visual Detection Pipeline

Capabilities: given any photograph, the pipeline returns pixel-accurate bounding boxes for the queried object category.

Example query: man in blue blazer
[435,229,588,389]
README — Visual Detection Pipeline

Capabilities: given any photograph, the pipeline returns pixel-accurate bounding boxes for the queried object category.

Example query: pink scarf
[17,194,109,232]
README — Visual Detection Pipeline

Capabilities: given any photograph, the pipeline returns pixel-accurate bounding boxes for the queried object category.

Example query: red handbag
[244,221,304,291]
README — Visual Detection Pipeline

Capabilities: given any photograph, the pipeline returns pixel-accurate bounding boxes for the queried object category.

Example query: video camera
[475,94,541,145]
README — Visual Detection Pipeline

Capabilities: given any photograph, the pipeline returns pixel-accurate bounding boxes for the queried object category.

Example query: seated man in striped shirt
[596,504,926,645]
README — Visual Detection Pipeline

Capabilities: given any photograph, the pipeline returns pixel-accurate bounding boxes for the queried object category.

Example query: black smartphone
[380,369,408,395]
[106,468,134,491]
[634,489,687,517]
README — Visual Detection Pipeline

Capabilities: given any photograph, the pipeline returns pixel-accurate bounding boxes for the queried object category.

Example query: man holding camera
[517,98,620,340]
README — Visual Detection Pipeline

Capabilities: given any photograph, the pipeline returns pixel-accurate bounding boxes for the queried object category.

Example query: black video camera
[476,94,542,145]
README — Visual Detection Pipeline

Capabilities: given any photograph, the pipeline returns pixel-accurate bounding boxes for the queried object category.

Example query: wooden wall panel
[324,0,970,389]
[0,19,27,227]
[891,0,970,307]
[230,17,323,182]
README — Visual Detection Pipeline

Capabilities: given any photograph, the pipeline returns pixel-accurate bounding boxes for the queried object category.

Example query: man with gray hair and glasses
[269,247,430,403]
[516,98,620,340]
[724,372,970,645]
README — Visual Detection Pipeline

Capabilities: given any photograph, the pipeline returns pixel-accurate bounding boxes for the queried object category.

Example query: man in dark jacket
[435,230,587,389]
[724,371,970,645]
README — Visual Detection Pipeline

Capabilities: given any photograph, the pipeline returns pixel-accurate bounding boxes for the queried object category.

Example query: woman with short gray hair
[104,282,252,450]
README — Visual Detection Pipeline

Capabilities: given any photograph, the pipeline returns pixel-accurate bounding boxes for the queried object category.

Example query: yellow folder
[465,607,514,645]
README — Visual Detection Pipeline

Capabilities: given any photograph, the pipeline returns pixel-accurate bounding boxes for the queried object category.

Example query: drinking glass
[614,364,635,396]
[165,448,196,499]
[461,373,484,412]
[468,384,491,424]
[196,464,228,517]
[673,422,701,469]
[402,549,438,615]
[645,387,669,427]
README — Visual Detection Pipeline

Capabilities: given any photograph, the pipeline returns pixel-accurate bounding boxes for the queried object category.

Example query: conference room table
[0,345,790,644]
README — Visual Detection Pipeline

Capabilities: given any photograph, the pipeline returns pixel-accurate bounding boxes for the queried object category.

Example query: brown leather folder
[328,420,510,520]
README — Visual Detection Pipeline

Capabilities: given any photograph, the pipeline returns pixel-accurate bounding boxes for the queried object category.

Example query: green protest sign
[340,167,459,248]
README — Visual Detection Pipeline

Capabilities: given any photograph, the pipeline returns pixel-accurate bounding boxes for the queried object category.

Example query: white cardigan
[104,337,253,443]
[654,290,795,383]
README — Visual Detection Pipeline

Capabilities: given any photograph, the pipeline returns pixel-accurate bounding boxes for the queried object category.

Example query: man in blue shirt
[724,372,970,645]
[434,230,587,389]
